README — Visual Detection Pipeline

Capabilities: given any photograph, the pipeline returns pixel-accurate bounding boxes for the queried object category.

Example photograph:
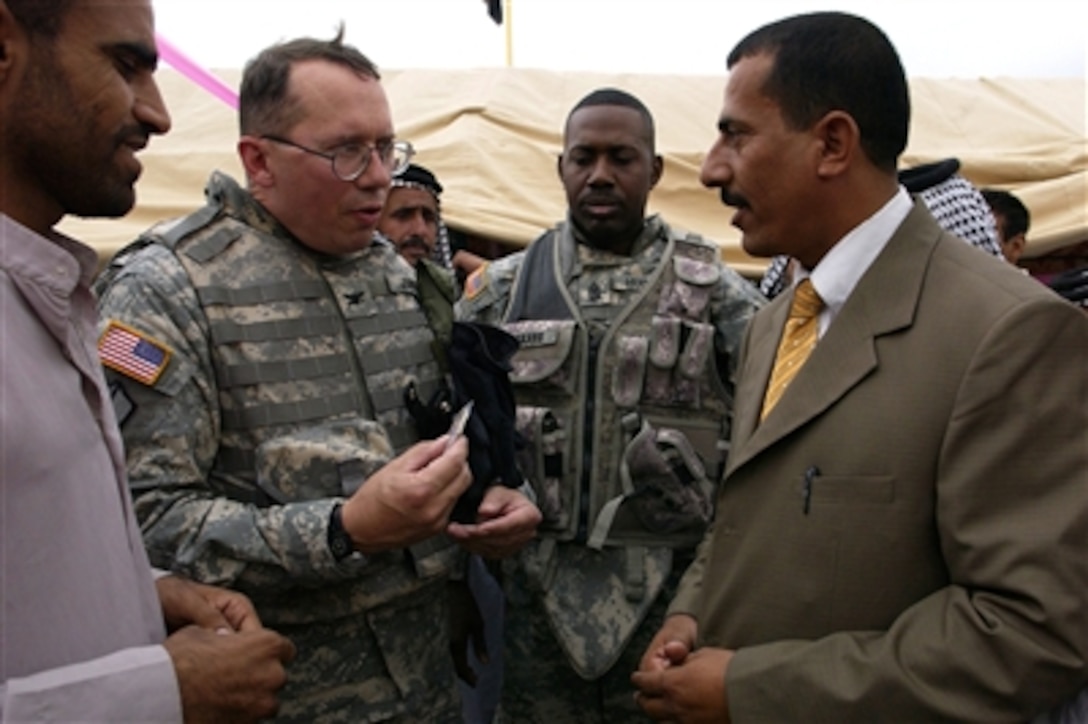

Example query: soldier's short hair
[239,24,380,136]
[565,88,656,153]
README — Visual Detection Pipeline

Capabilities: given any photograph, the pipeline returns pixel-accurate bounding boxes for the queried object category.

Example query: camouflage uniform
[96,172,462,724]
[456,215,764,723]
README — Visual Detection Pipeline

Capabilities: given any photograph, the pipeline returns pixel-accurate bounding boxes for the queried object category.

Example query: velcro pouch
[612,335,649,408]
[648,316,681,369]
[656,256,720,317]
[620,420,713,535]
[515,407,569,529]
[503,319,579,395]
[678,322,713,379]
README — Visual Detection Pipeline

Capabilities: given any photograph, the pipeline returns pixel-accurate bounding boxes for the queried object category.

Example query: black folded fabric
[448,321,524,522]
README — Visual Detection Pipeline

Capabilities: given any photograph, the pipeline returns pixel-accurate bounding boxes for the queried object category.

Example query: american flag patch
[98,320,171,386]
[463,262,489,300]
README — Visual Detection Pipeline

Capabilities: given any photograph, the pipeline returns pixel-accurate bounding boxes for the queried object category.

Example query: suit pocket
[798,474,945,631]
[804,474,894,507]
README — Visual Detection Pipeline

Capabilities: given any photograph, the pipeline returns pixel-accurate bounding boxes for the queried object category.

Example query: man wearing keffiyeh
[379,163,459,371]
[382,162,453,268]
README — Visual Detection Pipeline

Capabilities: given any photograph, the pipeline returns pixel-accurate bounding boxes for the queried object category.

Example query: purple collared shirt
[1,214,180,722]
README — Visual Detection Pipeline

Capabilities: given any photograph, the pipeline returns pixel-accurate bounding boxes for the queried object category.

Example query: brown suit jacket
[670,202,1088,722]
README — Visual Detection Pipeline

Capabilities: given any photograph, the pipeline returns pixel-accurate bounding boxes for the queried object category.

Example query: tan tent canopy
[60,68,1086,277]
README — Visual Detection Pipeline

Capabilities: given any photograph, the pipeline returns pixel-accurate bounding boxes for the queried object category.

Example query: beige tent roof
[60,68,1086,277]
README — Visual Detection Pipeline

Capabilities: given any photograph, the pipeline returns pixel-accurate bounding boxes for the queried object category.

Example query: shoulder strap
[505,228,575,322]
[156,202,222,249]
[92,201,223,296]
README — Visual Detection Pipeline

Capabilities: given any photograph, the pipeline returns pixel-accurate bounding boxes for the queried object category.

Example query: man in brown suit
[633,11,1088,723]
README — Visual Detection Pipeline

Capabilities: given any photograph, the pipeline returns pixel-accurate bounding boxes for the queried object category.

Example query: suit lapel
[729,293,788,454]
[727,201,942,475]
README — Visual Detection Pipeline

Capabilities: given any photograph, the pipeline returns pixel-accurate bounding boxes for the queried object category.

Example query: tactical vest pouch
[588,417,713,550]
[669,321,713,405]
[678,322,713,379]
[642,250,719,410]
[641,318,716,408]
[649,316,680,368]
[515,407,569,530]
[503,319,579,395]
[613,336,649,408]
[253,418,395,504]
[503,319,582,540]
[643,363,673,406]
[657,255,720,317]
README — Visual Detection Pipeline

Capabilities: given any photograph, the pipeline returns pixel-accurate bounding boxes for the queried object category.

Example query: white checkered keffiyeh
[918,174,1003,259]
[433,224,453,270]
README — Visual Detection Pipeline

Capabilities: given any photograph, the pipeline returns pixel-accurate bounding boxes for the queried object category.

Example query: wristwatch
[327,503,356,562]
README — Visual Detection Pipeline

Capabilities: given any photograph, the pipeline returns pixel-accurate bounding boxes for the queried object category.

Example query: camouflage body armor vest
[501,220,731,551]
[103,173,456,618]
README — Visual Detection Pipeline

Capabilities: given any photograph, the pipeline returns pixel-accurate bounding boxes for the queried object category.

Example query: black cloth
[898,158,960,193]
[1048,266,1088,306]
[448,321,523,522]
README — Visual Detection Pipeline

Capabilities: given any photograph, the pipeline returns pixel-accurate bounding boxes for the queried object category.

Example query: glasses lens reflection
[332,141,413,181]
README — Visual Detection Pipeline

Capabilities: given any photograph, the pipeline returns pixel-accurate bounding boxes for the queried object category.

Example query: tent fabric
[59,68,1086,277]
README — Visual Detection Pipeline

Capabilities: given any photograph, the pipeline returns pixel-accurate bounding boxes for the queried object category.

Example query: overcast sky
[153,0,1086,78]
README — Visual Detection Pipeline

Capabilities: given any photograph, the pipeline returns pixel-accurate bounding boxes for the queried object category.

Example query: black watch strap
[327,503,356,561]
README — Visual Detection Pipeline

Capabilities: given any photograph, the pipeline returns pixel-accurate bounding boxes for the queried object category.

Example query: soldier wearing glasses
[95,29,539,723]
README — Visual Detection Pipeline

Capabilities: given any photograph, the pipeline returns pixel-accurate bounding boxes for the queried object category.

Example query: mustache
[719,188,748,208]
[581,192,622,206]
[397,235,430,251]
[117,123,152,150]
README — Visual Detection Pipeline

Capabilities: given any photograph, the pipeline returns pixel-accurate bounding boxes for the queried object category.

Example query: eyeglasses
[261,135,414,181]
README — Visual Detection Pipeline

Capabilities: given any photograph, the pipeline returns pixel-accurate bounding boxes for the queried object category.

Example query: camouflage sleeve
[453,252,524,325]
[97,244,366,592]
[710,263,766,384]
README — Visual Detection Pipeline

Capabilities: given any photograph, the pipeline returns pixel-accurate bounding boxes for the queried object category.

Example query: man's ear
[649,154,664,189]
[1008,233,1027,260]
[238,136,273,187]
[555,153,563,182]
[0,2,24,83]
[813,110,859,179]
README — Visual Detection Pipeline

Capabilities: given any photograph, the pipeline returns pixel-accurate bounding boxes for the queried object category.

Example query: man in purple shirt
[0,0,296,720]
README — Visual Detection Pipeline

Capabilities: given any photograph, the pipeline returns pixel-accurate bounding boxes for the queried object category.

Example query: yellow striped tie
[761,278,824,420]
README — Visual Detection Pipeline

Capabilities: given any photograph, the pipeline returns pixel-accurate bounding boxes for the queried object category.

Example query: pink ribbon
[155,33,238,109]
